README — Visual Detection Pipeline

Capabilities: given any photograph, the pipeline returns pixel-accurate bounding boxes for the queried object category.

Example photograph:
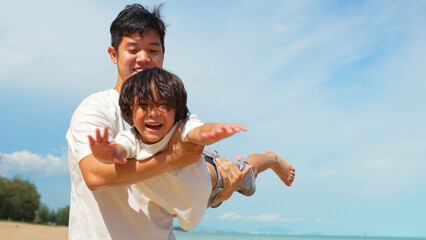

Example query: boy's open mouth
[146,123,163,131]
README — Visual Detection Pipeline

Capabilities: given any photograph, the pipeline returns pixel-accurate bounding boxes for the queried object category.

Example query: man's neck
[114,80,122,93]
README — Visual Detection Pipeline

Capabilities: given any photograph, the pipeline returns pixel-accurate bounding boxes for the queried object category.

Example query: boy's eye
[157,103,168,111]
[140,103,149,111]
[128,49,138,54]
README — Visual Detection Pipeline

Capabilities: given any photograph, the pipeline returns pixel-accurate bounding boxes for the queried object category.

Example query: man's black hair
[110,4,166,53]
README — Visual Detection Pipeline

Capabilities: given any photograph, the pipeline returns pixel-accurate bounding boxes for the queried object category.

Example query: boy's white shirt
[114,114,212,230]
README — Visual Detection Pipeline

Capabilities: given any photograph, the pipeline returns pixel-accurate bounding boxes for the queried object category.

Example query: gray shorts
[203,149,256,208]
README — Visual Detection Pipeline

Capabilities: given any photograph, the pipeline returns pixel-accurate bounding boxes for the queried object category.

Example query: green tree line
[0,176,69,226]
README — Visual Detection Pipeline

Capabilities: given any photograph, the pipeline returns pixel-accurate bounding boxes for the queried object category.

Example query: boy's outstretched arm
[88,126,128,164]
[187,123,247,146]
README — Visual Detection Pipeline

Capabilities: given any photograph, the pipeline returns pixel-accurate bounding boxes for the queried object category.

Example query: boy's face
[132,87,176,144]
[109,30,164,88]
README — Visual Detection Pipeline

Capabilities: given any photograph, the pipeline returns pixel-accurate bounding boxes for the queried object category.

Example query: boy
[89,68,296,230]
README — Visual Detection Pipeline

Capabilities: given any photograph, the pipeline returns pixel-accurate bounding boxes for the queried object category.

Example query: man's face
[109,30,164,88]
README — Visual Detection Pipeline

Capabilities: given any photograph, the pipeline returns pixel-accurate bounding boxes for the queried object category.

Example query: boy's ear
[108,46,118,64]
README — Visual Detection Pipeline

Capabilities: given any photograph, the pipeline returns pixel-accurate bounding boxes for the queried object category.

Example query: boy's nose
[147,106,160,116]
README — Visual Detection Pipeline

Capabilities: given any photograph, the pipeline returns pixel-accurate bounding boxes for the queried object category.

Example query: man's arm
[187,123,247,146]
[80,123,204,191]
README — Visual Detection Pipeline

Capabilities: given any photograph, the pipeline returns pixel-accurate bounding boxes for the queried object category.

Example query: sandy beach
[0,221,67,240]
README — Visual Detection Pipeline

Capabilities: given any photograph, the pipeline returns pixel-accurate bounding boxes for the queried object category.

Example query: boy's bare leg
[245,151,295,187]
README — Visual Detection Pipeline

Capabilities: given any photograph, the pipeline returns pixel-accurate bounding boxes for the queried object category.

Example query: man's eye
[128,49,138,54]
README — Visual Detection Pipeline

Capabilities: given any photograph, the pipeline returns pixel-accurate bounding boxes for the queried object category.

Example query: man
[67,4,250,239]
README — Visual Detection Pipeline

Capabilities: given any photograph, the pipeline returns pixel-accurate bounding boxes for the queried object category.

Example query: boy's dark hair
[110,4,166,53]
[119,67,189,125]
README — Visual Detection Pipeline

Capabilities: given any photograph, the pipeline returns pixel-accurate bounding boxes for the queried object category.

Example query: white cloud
[0,150,68,177]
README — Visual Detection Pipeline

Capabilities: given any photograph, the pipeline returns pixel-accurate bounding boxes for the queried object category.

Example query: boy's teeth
[147,123,161,126]
[146,123,162,130]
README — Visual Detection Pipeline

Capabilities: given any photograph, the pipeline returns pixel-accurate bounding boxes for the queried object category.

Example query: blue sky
[1,0,425,237]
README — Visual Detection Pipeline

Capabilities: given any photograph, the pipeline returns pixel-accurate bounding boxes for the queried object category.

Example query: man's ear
[108,46,118,64]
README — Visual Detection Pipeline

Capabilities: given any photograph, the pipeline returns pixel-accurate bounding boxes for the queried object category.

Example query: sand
[0,221,68,240]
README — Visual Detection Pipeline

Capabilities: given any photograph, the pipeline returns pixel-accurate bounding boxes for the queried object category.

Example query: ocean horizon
[174,231,426,240]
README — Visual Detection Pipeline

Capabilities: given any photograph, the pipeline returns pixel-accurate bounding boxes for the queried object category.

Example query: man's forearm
[80,144,203,191]
[80,153,170,191]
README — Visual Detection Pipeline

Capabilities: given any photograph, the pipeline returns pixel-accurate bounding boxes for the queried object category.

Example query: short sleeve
[181,114,204,142]
[114,129,138,159]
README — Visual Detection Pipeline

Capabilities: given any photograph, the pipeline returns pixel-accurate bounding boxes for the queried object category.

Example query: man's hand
[88,126,127,164]
[213,159,253,205]
[164,122,204,170]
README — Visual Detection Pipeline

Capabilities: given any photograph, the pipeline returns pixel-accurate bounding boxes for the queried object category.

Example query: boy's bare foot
[264,150,295,187]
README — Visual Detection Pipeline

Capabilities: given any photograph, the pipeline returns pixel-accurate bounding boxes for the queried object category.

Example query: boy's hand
[88,126,127,164]
[201,123,247,143]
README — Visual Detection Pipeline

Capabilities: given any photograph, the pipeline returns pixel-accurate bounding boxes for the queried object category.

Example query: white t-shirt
[114,114,211,230]
[66,89,176,240]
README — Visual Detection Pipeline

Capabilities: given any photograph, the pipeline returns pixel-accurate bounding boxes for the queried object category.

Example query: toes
[284,177,293,187]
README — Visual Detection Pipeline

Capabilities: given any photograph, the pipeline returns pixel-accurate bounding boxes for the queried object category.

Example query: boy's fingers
[232,124,246,133]
[88,135,95,145]
[103,126,109,142]
[232,125,241,133]
[225,125,233,134]
[96,128,101,142]
[215,127,224,134]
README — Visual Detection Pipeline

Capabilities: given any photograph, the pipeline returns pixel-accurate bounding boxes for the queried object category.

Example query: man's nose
[136,50,151,64]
